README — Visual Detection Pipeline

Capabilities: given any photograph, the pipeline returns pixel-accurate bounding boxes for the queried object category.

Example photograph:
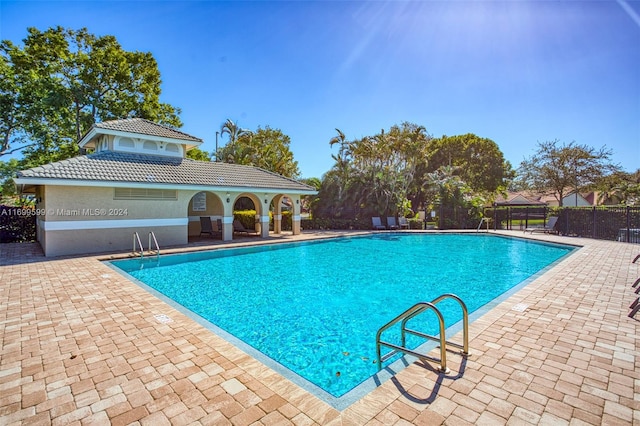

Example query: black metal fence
[3,202,638,245]
[482,205,640,243]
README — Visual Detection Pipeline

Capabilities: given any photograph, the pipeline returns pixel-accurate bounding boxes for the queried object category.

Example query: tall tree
[595,169,640,206]
[328,128,353,208]
[0,50,28,157]
[219,125,300,178]
[424,164,472,208]
[387,122,431,214]
[427,134,513,194]
[186,147,211,162]
[0,26,182,166]
[517,140,620,206]
[320,122,431,218]
[218,118,250,162]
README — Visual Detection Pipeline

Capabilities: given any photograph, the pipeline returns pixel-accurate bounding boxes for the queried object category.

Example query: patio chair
[525,216,558,234]
[629,297,640,318]
[200,217,215,237]
[372,217,386,230]
[398,217,409,229]
[386,216,399,230]
[233,218,258,235]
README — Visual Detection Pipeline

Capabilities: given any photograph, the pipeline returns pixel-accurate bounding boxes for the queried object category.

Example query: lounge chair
[233,218,258,235]
[200,217,215,237]
[398,217,409,229]
[372,217,386,230]
[386,217,399,230]
[525,216,558,234]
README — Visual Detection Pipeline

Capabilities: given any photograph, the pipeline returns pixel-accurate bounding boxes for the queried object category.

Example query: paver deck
[1,231,638,425]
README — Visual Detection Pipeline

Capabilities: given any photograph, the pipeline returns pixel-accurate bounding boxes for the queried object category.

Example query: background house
[496,191,597,208]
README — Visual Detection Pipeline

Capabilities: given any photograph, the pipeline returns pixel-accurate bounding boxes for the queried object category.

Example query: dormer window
[118,137,136,149]
[79,118,203,158]
[143,141,158,151]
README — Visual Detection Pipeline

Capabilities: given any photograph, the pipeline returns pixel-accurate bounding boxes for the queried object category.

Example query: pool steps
[375,293,469,374]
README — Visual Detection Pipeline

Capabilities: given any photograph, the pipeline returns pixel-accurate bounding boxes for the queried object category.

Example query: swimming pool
[109,233,574,408]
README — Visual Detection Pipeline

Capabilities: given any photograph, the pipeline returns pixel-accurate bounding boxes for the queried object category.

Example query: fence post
[627,206,631,243]
[493,205,497,230]
[592,206,597,239]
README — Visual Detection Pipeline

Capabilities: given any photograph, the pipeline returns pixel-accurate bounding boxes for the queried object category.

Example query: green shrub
[233,210,258,230]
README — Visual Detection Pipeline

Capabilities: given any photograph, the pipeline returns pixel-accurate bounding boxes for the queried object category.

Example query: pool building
[14,118,317,256]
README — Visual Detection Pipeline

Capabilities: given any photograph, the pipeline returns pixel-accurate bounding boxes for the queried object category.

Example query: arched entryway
[271,193,302,235]
[231,193,270,238]
[187,191,225,240]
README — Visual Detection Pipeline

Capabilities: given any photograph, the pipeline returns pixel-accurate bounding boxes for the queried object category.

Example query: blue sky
[1,1,639,178]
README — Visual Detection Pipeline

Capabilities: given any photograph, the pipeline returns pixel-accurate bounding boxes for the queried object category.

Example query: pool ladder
[375,293,469,374]
[132,231,160,258]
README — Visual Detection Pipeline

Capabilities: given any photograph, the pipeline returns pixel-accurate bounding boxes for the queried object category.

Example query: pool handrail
[375,293,469,373]
[133,232,144,258]
[148,231,160,257]
[427,293,469,356]
[376,301,449,373]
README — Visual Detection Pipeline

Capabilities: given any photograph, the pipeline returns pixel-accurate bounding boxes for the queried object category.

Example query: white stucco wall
[38,185,192,256]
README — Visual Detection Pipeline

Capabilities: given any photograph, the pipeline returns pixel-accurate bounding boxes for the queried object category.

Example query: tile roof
[17,151,315,192]
[89,118,203,142]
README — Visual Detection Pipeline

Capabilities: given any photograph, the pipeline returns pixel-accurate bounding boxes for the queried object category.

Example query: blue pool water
[110,233,574,402]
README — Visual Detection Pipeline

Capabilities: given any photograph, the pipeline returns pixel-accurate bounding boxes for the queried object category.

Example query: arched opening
[187,191,224,241]
[272,193,302,235]
[232,194,262,236]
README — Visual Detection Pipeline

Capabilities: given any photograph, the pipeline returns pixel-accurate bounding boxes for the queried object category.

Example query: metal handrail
[376,302,449,373]
[375,293,470,373]
[133,232,144,258]
[429,293,469,356]
[148,231,160,256]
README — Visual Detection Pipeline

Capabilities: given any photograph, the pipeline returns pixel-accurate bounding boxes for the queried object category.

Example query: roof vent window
[118,137,135,149]
[143,141,158,151]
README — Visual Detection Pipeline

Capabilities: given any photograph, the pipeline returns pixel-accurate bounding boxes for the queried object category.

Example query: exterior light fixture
[226,192,230,203]
[264,193,268,204]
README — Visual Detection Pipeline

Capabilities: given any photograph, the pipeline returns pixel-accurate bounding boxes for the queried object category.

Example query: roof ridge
[104,118,200,140]
[88,118,202,142]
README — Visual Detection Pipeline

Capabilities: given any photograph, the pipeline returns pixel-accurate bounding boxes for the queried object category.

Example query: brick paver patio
[1,231,638,425]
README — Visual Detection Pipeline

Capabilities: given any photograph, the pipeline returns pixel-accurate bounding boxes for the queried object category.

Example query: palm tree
[219,119,250,163]
[329,128,352,207]
[425,165,468,204]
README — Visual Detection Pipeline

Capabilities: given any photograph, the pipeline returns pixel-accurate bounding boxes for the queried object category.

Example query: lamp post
[215,131,219,162]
